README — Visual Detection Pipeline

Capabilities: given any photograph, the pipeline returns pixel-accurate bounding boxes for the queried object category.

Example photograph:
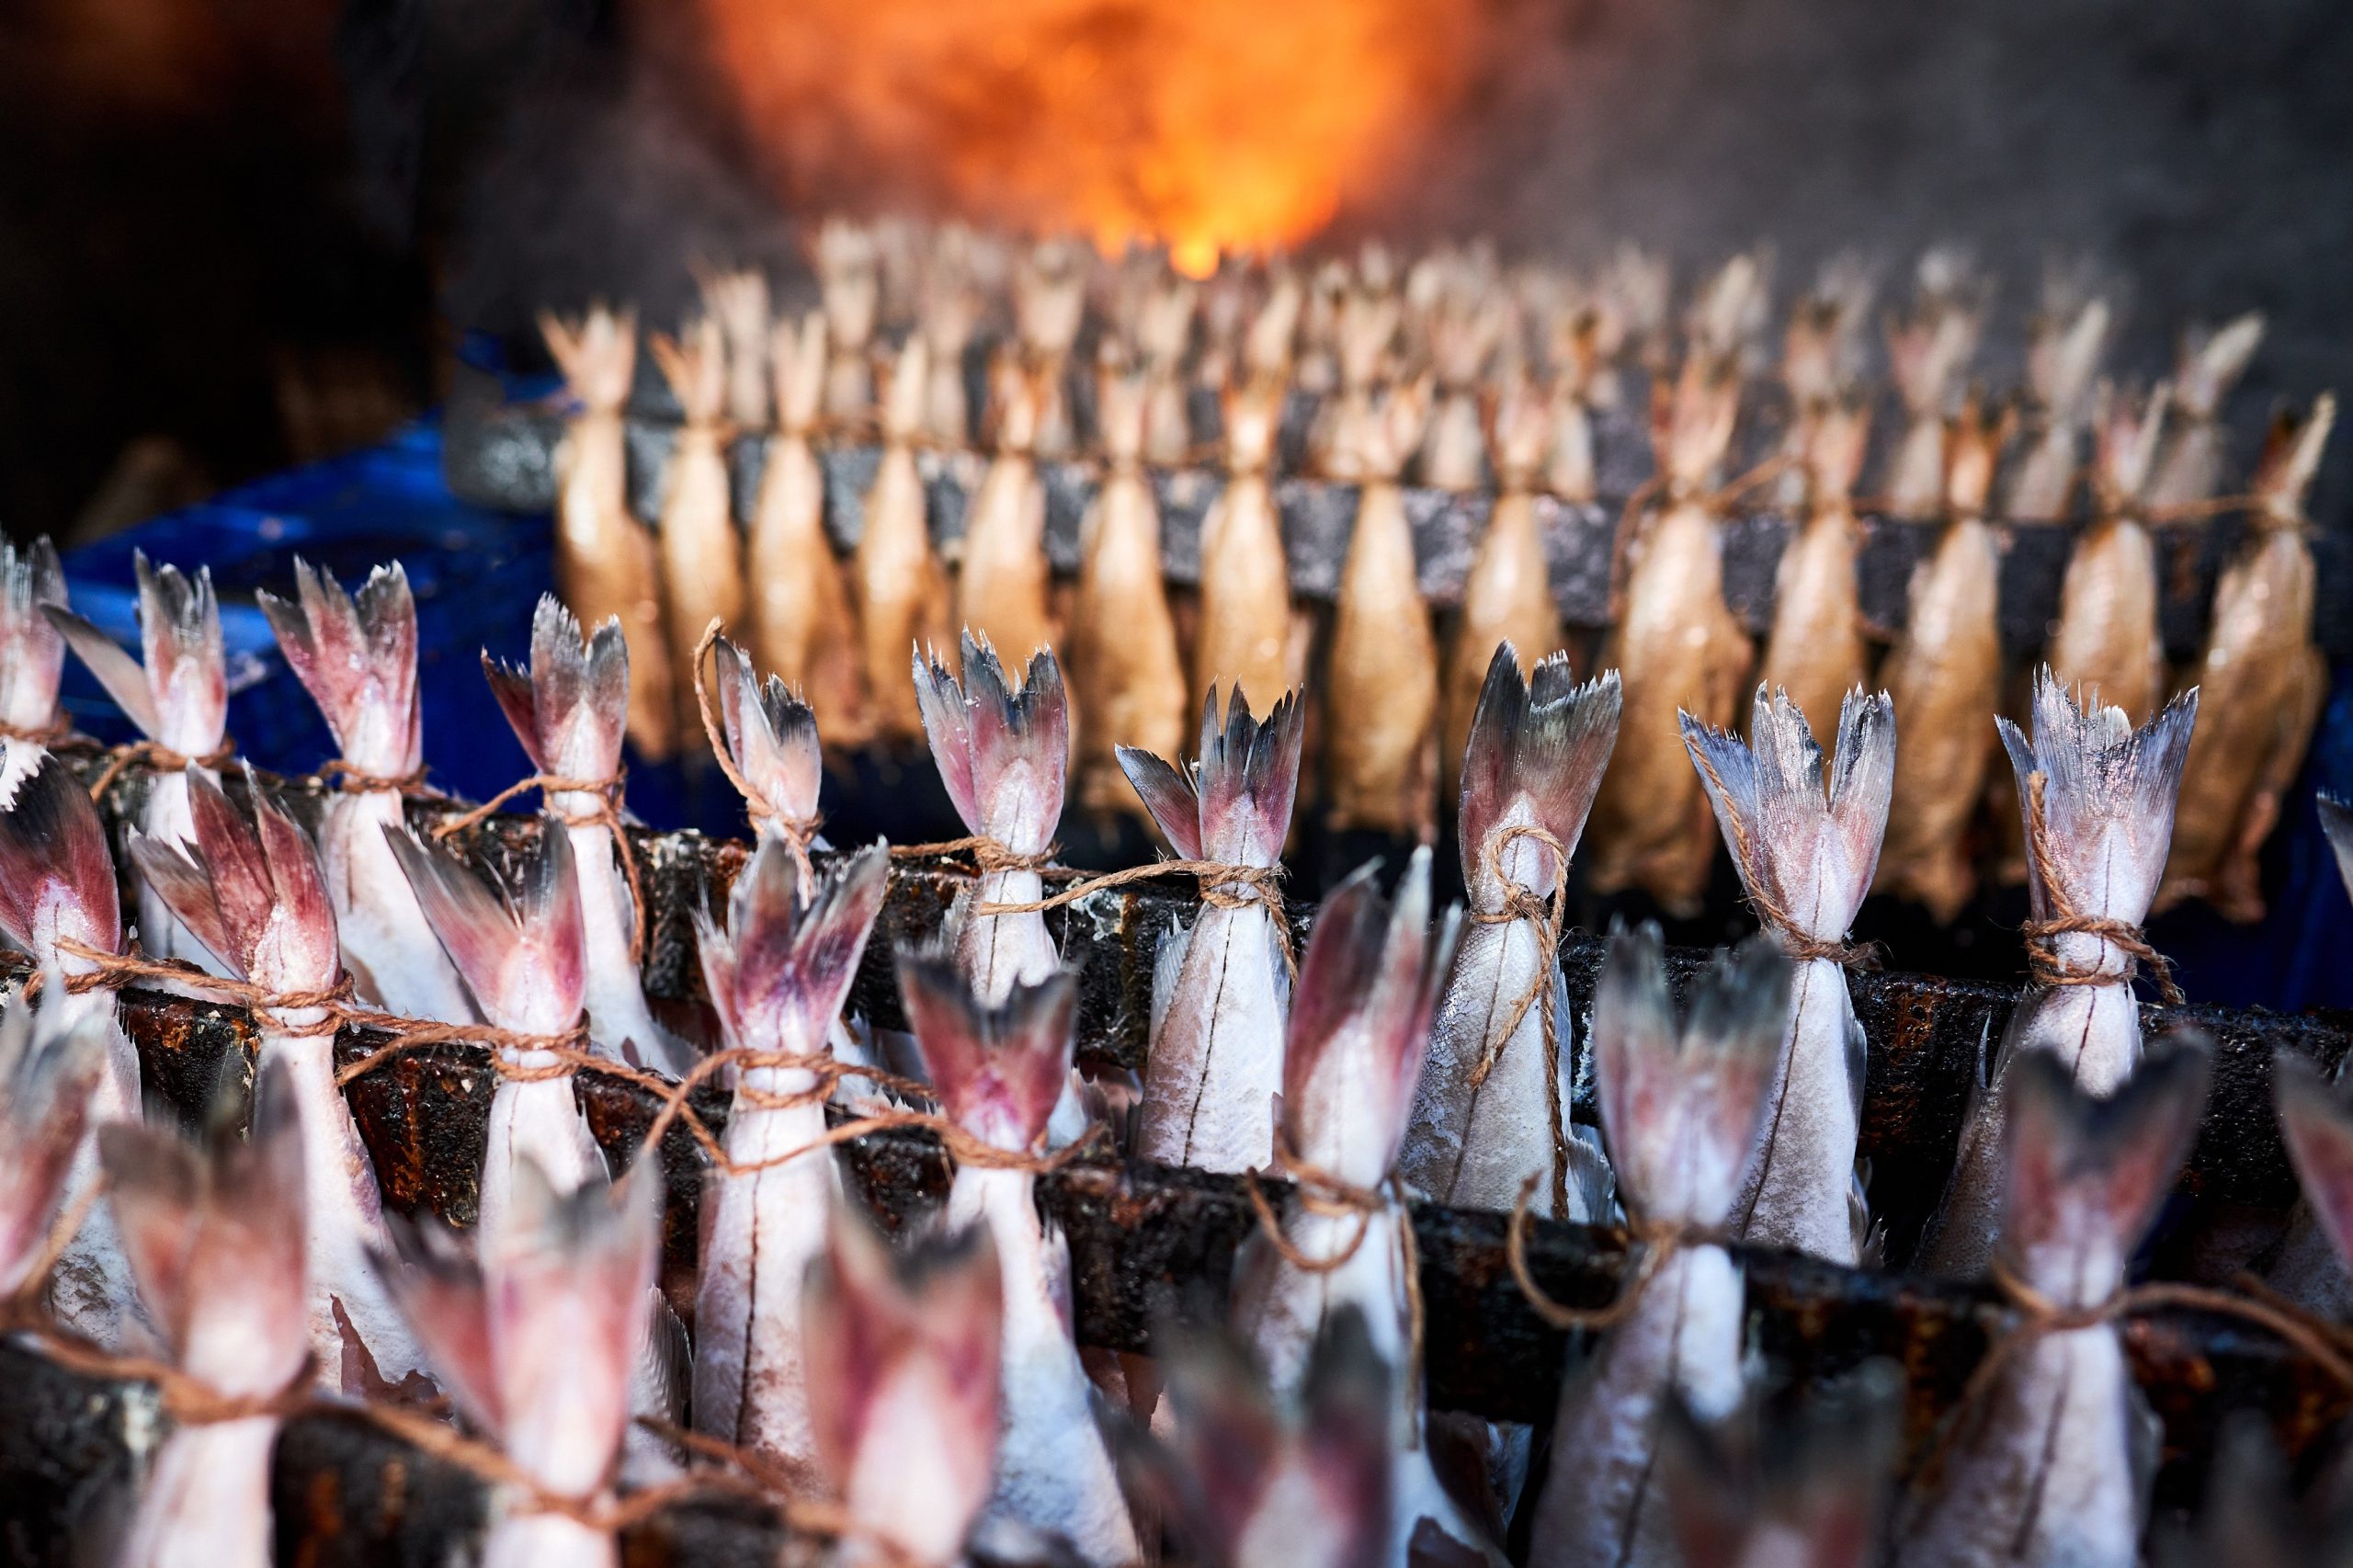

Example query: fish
[853,335,951,745]
[2146,312,2265,513]
[1404,647,1620,1220]
[650,312,748,744]
[1072,358,1188,819]
[0,535,67,796]
[1586,357,1753,915]
[691,836,889,1485]
[0,978,104,1304]
[1917,669,2199,1278]
[746,309,866,746]
[261,560,474,1022]
[815,219,881,422]
[372,1156,660,1568]
[2046,381,2170,727]
[1231,848,1501,1566]
[1756,399,1873,739]
[1195,373,1302,714]
[384,816,609,1244]
[129,763,424,1388]
[2001,287,2112,526]
[921,224,985,447]
[700,266,771,432]
[1011,237,1089,461]
[483,596,692,1075]
[1543,302,1608,505]
[1770,258,1872,513]
[1882,253,1984,520]
[1526,924,1791,1568]
[958,353,1058,667]
[2157,394,2334,920]
[1421,281,1506,493]
[1656,1365,1902,1568]
[897,951,1141,1566]
[538,306,676,761]
[1121,683,1308,1174]
[104,1056,311,1568]
[804,1198,1004,1568]
[1136,270,1200,470]
[709,631,824,853]
[2266,1042,2353,1318]
[1312,274,1402,481]
[49,552,232,974]
[1874,401,2014,922]
[1893,1042,2209,1568]
[1326,378,1440,838]
[1243,264,1308,386]
[1295,257,1351,399]
[1684,687,1894,1263]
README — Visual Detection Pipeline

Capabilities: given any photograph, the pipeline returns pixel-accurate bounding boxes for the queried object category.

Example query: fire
[687,0,1488,265]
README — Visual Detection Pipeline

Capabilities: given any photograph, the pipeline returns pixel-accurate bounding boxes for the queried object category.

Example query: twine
[47,937,353,1036]
[973,858,1293,975]
[1505,1172,1717,1335]
[887,835,1063,878]
[1687,746,1879,970]
[0,717,76,748]
[317,760,439,799]
[2019,773,2183,1006]
[688,619,822,892]
[85,738,238,802]
[1465,824,1573,1219]
[430,772,647,969]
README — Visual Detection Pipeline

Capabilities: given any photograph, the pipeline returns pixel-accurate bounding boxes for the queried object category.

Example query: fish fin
[1198,683,1306,868]
[896,948,1075,1153]
[699,838,889,1056]
[370,1211,502,1436]
[126,830,231,974]
[917,631,1070,854]
[247,772,339,993]
[633,1284,691,1430]
[2252,393,2336,522]
[0,754,121,963]
[261,560,420,778]
[1660,1360,1901,1568]
[131,555,226,757]
[771,311,827,431]
[1118,744,1204,860]
[1561,1125,1618,1226]
[2011,667,2200,922]
[491,596,630,783]
[385,819,584,1029]
[2273,1051,2353,1279]
[2315,796,2353,904]
[1461,649,1619,900]
[2173,313,2264,421]
[2092,380,2172,504]
[712,633,822,825]
[46,606,160,740]
[649,315,726,426]
[1148,915,1193,1044]
[0,989,106,1296]
[0,537,66,732]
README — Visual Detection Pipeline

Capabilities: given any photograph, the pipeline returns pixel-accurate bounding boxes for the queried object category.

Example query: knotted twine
[1505,1171,1721,1335]
[2019,772,2183,1006]
[429,770,648,969]
[316,759,440,799]
[1685,745,1881,971]
[688,619,822,892]
[1465,824,1574,1219]
[85,738,239,803]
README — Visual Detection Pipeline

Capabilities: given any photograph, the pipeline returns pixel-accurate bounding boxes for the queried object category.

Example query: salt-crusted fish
[1684,687,1894,1263]
[898,952,1140,1566]
[1918,670,2199,1277]
[2147,312,2265,513]
[1756,401,1872,738]
[700,267,771,433]
[854,335,951,745]
[748,310,864,746]
[958,356,1057,666]
[692,838,889,1487]
[815,219,881,422]
[131,764,423,1387]
[651,313,747,743]
[0,535,67,797]
[261,560,473,1022]
[1121,683,1307,1173]
[49,553,231,973]
[374,1157,659,1568]
[1527,925,1791,1568]
[1232,848,1501,1566]
[2158,394,2334,921]
[1195,374,1300,713]
[1874,402,2013,921]
[539,307,675,760]
[1658,1366,1901,1568]
[2048,381,2170,726]
[1012,237,1088,461]
[1882,253,1984,520]
[105,1058,310,1568]
[1405,647,1620,1220]
[1895,1043,2208,1568]
[1326,378,1440,838]
[2003,287,2111,526]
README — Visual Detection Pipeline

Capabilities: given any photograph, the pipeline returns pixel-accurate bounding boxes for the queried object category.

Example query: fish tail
[385,814,585,1032]
[896,949,1075,1154]
[0,536,65,733]
[915,631,1069,857]
[1460,646,1620,903]
[260,560,422,779]
[0,986,108,1300]
[711,632,823,829]
[698,839,889,1058]
[0,753,121,966]
[2273,1050,2353,1282]
[2005,666,2199,925]
[485,594,631,787]
[130,764,338,993]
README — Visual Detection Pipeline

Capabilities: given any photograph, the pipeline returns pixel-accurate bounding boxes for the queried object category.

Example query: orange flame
[688,0,1487,268]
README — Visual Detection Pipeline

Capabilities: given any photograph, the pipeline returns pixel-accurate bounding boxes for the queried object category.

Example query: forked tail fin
[696,839,889,1059]
[711,632,822,830]
[914,631,1069,858]
[483,595,629,789]
[0,753,121,968]
[129,764,338,995]
[1459,649,1620,911]
[1118,683,1306,869]
[0,537,66,737]
[897,949,1075,1155]
[385,816,585,1037]
[259,560,421,780]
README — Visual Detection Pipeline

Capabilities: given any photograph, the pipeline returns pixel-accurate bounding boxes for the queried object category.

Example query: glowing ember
[688,0,1487,267]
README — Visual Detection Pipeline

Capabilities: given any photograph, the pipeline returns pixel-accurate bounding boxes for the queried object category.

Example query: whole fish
[1658,1366,1901,1568]
[483,596,692,1075]
[1894,1043,2208,1568]
[1195,374,1301,713]
[854,335,951,745]
[131,764,424,1388]
[1071,359,1188,819]
[921,225,984,448]
[2157,395,2334,920]
[1874,402,2013,921]
[105,1058,310,1568]
[0,535,67,797]
[1527,924,1791,1568]
[2047,381,2170,727]
[539,307,675,760]
[815,219,881,422]
[1756,401,1872,738]
[2146,312,2265,514]
[1405,646,1619,1220]
[700,267,771,433]
[49,552,231,974]
[1121,683,1307,1173]
[692,837,888,1485]
[804,1201,1005,1568]
[374,1158,659,1568]
[1882,254,1984,520]
[261,560,474,1022]
[2002,292,2112,527]
[1326,378,1440,838]
[651,314,747,744]
[898,952,1141,1566]
[748,310,865,746]
[959,355,1057,666]
[1011,237,1087,461]
[1231,848,1501,1565]
[2268,1040,2353,1318]
[0,980,104,1303]
[1918,670,2199,1277]
[1684,687,1894,1263]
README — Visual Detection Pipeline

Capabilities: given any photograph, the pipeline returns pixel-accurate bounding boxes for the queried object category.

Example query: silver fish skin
[1405,647,1620,1219]
[0,536,67,798]
[899,952,1139,1567]
[1896,1044,2208,1568]
[484,595,693,1075]
[691,839,888,1483]
[1121,683,1307,1174]
[1683,686,1893,1263]
[1921,672,2198,1278]
[261,560,474,1023]
[107,1056,310,1568]
[1529,925,1791,1568]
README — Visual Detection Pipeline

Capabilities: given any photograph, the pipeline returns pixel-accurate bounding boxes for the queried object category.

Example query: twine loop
[430,771,647,968]
[317,760,438,798]
[86,737,238,802]
[2019,773,2182,1005]
[688,618,822,892]
[1505,1172,1724,1335]
[1466,824,1573,1218]
[972,856,1294,974]
[1687,746,1878,971]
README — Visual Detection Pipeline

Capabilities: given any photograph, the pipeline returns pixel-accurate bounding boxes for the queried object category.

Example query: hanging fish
[1756,399,1873,739]
[1405,647,1619,1220]
[1881,253,1984,520]
[854,335,951,746]
[920,223,985,448]
[0,981,104,1305]
[700,267,771,433]
[1684,687,1894,1263]
[1121,684,1307,1173]
[1918,670,2199,1277]
[2158,394,2335,920]
[1242,264,1307,389]
[1294,257,1351,399]
[1312,272,1402,482]
[1874,402,2014,921]
[1526,925,1791,1568]
[708,633,824,850]
[651,313,747,744]
[2003,289,2112,527]
[815,219,881,423]
[1421,281,1506,493]
[1194,374,1299,714]
[897,953,1141,1566]
[1137,270,1200,470]
[538,307,675,761]
[2146,312,2265,514]
[1011,237,1089,461]
[1326,378,1440,839]
[1894,1044,2208,1568]
[958,353,1057,666]
[483,596,692,1075]
[1543,302,1609,506]
[1771,258,1872,513]
[104,1058,310,1568]
[0,536,66,794]
[2047,381,2170,726]
[692,838,889,1486]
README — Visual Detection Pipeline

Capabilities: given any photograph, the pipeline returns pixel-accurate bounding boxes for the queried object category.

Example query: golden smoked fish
[2159,394,2335,920]
[1881,254,1983,519]
[747,310,864,746]
[2148,312,2265,514]
[1193,375,1298,712]
[853,336,950,744]
[2048,381,2169,726]
[956,355,1056,666]
[814,219,880,423]
[540,306,675,760]
[651,314,746,743]
[1756,399,1870,740]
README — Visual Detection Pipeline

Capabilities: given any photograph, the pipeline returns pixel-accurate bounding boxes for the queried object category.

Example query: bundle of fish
[454,222,2340,935]
[5,534,2353,1566]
